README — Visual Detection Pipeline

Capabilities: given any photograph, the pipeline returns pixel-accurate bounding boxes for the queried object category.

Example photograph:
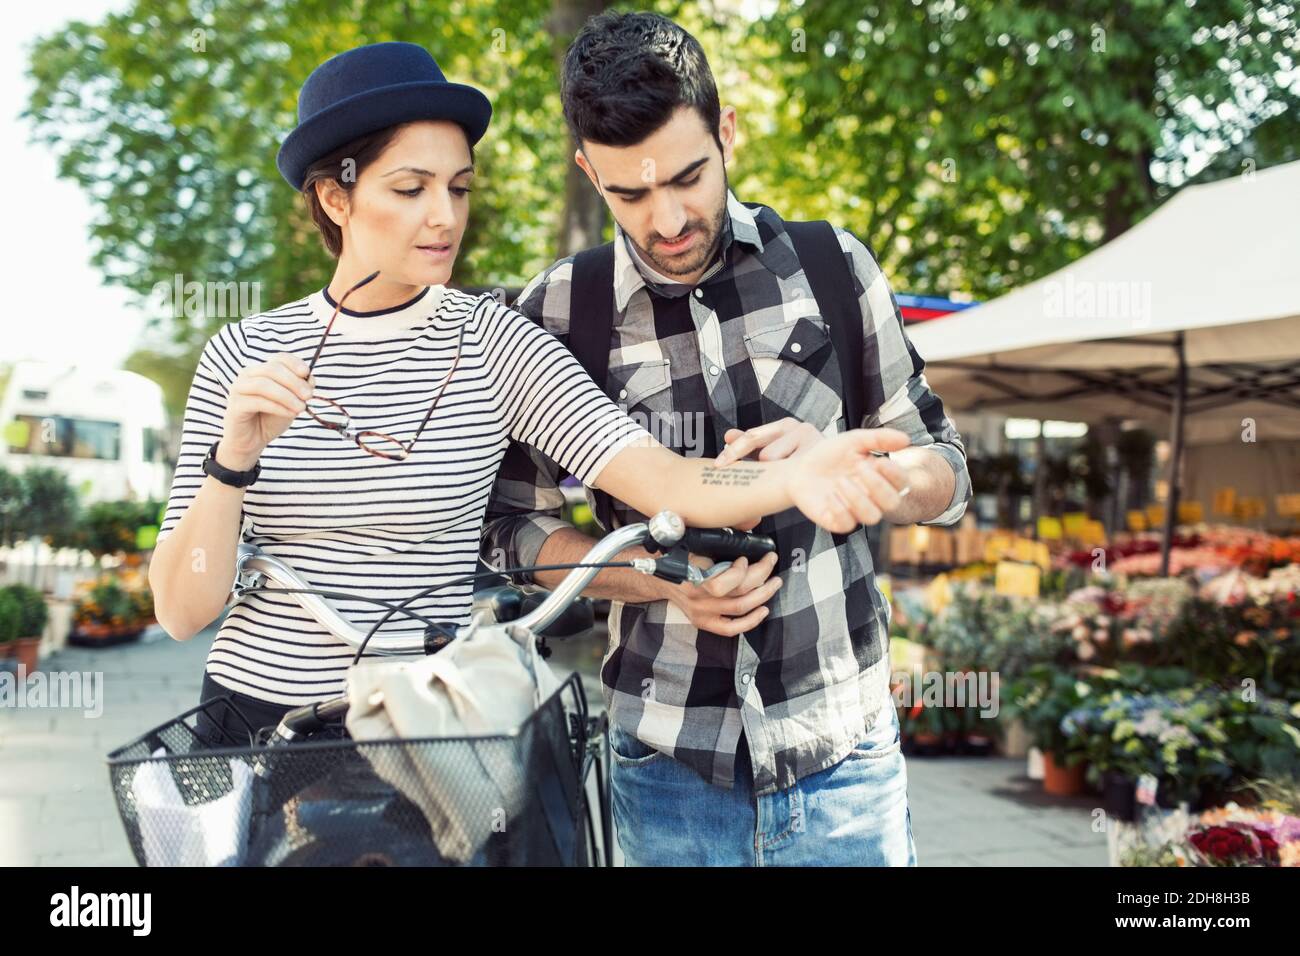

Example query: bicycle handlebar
[235,511,776,742]
[677,527,777,562]
[233,511,776,656]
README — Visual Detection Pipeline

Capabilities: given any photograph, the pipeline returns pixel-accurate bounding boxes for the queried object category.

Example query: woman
[148,42,909,739]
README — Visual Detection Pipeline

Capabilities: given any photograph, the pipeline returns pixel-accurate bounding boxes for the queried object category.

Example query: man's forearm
[881,446,957,524]
[530,526,669,603]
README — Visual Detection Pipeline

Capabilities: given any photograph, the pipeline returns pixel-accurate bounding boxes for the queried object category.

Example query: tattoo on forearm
[700,463,763,487]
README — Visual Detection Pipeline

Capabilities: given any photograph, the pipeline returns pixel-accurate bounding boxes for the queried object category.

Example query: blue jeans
[608,700,916,866]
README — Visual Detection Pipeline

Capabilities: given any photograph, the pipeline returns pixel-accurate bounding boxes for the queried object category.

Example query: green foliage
[22,0,1300,367]
[80,578,139,626]
[1165,596,1300,695]
[1063,685,1300,803]
[0,467,161,557]
[0,466,26,548]
[1,584,49,638]
[0,590,21,643]
[1004,663,1099,761]
[15,467,80,547]
[1241,773,1300,816]
[68,500,166,558]
[914,584,1069,677]
[23,0,579,358]
[907,700,960,737]
[754,1,1300,297]
[1064,686,1233,802]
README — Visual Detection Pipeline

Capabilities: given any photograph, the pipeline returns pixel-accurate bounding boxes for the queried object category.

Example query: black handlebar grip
[681,528,777,561]
[280,702,328,736]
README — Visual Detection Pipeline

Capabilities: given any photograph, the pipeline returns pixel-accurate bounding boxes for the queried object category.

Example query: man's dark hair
[561,11,721,149]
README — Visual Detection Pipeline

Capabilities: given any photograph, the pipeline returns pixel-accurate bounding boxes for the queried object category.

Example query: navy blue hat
[277,42,492,190]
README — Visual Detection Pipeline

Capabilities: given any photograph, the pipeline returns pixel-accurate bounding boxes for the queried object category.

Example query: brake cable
[351,560,638,665]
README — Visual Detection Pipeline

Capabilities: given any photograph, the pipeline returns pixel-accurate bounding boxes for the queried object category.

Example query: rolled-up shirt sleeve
[840,228,971,526]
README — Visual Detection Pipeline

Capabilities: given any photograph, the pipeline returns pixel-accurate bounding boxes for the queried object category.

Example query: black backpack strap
[566,241,619,532]
[568,242,617,391]
[785,220,865,429]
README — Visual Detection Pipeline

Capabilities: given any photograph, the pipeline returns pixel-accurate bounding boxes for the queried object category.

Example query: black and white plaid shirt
[481,190,971,795]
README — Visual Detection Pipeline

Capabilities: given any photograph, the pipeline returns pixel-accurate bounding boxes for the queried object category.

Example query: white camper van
[0,362,169,503]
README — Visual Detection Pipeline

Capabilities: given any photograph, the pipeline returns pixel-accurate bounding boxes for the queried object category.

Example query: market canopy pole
[1158,332,1187,577]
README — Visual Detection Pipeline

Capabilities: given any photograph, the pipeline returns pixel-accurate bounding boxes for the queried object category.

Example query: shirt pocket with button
[607,359,675,445]
[743,315,843,434]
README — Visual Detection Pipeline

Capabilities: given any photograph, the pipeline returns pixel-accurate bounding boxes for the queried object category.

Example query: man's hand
[655,551,782,637]
[716,419,918,530]
[714,417,825,466]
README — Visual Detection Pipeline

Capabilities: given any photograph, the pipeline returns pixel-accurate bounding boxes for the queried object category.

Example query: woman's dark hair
[561,11,721,150]
[300,123,475,258]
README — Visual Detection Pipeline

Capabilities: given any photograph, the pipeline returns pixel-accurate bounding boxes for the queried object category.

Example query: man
[481,11,971,866]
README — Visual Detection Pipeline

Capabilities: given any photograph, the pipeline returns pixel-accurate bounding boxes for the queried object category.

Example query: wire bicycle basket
[107,671,611,867]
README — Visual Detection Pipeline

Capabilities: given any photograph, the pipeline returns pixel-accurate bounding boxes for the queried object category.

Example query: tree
[748,0,1300,297]
[23,0,1300,339]
[23,0,594,355]
[0,467,25,549]
[20,466,81,547]
[548,0,614,257]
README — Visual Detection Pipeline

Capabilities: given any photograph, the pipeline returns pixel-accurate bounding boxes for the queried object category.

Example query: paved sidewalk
[908,757,1109,866]
[1,623,209,866]
[1,627,1107,866]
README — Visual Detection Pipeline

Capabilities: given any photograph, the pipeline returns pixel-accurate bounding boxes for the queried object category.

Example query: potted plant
[2,583,48,673]
[0,589,19,660]
[17,465,79,554]
[1006,665,1096,795]
[1204,690,1300,809]
[0,465,25,550]
[903,702,948,756]
[71,576,143,644]
[1065,686,1235,814]
[69,498,165,565]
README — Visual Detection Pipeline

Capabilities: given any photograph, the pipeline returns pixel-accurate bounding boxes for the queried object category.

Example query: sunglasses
[305,270,462,461]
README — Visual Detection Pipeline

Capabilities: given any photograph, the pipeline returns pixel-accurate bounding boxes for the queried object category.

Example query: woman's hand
[785,428,913,532]
[714,417,826,466]
[219,353,315,469]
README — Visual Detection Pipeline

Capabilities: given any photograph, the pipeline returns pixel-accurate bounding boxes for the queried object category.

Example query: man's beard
[635,178,729,279]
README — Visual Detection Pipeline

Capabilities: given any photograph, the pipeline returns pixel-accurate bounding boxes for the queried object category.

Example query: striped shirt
[158,284,650,705]
[482,191,971,796]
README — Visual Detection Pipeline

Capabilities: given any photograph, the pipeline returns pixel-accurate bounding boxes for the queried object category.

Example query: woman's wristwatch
[202,440,261,488]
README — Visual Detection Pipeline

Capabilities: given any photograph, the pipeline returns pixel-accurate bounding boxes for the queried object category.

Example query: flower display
[1121,801,1300,867]
[1056,527,1300,580]
[72,569,155,635]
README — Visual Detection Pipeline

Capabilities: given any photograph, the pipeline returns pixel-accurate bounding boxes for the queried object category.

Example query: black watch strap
[202,440,261,488]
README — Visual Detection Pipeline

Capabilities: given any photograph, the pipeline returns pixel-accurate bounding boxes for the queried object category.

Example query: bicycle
[107,510,775,867]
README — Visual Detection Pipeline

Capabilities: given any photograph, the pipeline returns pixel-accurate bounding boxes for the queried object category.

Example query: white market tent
[908,159,1300,569]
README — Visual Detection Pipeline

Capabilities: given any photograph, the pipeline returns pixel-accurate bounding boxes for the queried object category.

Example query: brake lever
[643,544,734,586]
